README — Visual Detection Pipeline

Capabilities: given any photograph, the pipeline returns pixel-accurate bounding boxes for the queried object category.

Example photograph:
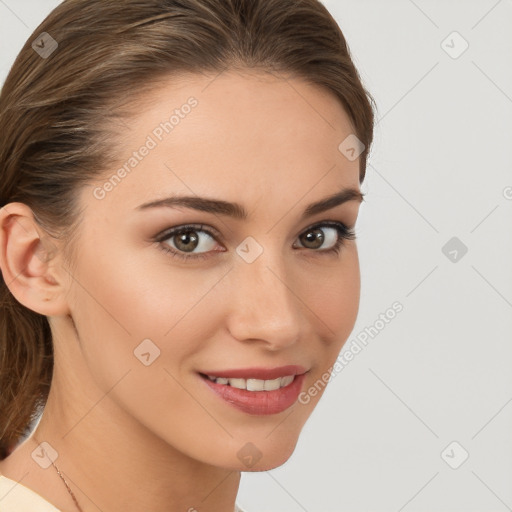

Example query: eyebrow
[136,187,364,221]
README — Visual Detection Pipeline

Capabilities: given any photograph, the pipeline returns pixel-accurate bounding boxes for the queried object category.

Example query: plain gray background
[1,1,511,511]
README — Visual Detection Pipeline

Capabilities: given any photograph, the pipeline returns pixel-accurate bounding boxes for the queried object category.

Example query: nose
[225,250,303,350]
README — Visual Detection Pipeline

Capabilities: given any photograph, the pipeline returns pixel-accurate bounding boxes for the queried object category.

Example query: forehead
[87,69,360,216]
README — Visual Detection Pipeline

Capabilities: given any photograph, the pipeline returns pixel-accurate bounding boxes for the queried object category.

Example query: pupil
[304,229,323,248]
[176,230,198,251]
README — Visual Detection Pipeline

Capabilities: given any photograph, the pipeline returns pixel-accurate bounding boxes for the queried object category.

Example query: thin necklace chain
[32,436,84,512]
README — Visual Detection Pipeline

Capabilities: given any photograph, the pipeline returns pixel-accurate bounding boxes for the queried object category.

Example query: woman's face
[58,69,362,470]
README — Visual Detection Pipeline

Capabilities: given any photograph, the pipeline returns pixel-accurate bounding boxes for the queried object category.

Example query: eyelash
[154,221,356,262]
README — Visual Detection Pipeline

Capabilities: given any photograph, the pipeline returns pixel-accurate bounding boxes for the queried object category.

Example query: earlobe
[0,202,70,317]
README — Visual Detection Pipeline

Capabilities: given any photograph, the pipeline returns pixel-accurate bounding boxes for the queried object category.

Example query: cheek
[77,238,210,328]
[297,247,360,398]
[66,245,189,381]
[294,292,360,418]
[303,246,361,345]
[65,245,224,442]
[66,238,234,396]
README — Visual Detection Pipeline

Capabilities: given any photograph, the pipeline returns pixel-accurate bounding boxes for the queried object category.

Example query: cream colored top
[0,474,246,511]
[0,474,60,511]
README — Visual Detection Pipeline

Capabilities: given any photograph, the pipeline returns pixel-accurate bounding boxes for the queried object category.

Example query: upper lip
[199,365,308,380]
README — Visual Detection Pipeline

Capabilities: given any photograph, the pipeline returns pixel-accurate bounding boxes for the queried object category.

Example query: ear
[0,202,71,317]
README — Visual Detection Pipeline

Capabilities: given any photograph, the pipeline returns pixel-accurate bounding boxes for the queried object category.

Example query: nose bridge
[227,244,302,346]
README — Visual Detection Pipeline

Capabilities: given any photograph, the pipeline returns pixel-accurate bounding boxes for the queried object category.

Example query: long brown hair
[0,0,376,459]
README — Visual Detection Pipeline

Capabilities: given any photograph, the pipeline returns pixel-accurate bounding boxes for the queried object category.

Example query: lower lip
[200,373,307,415]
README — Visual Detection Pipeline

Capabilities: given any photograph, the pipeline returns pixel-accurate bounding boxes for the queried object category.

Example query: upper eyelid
[156,223,219,242]
[156,220,351,240]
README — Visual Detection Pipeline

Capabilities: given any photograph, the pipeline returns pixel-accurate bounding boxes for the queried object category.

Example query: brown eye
[299,227,330,250]
[163,227,217,253]
[172,229,200,252]
[155,224,220,261]
[295,222,355,253]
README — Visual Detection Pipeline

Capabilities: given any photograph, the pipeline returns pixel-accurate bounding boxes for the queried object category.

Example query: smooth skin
[0,69,362,512]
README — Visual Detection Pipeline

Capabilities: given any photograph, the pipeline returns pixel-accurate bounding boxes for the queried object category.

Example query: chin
[220,429,302,472]
[241,452,295,472]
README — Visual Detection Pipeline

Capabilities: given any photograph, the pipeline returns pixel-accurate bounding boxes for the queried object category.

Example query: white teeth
[280,375,294,387]
[205,374,295,391]
[263,377,281,391]
[247,379,265,391]
[227,378,246,389]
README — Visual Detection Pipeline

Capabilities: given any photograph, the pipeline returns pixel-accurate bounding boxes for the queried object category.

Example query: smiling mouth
[198,369,308,415]
[199,372,295,391]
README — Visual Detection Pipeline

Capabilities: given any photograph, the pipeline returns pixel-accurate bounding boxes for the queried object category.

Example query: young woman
[0,0,375,510]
